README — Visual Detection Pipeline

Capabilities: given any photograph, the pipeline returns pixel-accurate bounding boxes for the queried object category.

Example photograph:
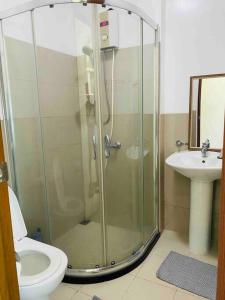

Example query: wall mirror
[188,74,225,151]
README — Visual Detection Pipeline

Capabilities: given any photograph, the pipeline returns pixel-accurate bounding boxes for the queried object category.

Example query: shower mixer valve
[104,134,121,158]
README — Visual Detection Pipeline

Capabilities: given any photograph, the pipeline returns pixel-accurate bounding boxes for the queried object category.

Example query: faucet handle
[202,139,210,148]
[176,140,188,151]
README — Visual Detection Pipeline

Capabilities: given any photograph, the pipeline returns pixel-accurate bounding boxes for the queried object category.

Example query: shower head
[82,46,94,66]
[82,46,93,57]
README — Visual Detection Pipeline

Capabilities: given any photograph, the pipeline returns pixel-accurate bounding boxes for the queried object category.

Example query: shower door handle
[104,134,121,159]
[92,135,97,160]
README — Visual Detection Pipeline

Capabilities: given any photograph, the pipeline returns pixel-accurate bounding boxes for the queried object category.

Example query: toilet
[8,186,68,300]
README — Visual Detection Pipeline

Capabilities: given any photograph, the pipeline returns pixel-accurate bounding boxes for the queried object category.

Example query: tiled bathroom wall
[4,35,156,254]
[37,46,86,241]
[5,37,51,241]
[5,37,85,242]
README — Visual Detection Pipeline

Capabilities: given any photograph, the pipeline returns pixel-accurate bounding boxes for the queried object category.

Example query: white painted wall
[2,0,225,115]
[161,0,225,114]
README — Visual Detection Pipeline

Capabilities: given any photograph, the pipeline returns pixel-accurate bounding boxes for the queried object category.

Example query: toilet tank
[8,186,27,241]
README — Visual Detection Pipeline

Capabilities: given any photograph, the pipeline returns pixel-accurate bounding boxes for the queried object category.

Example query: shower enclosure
[0,0,159,281]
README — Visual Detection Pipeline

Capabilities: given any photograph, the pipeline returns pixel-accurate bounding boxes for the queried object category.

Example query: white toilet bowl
[8,187,68,300]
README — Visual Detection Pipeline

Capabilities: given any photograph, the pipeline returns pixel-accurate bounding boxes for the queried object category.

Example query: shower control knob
[111,141,121,149]
[67,265,73,269]
[104,134,122,158]
[111,261,116,265]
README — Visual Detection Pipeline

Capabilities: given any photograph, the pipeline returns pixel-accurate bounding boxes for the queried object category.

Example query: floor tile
[129,263,143,276]
[80,274,135,300]
[151,230,191,258]
[70,291,92,300]
[160,230,188,241]
[122,277,176,300]
[51,230,216,300]
[136,252,177,289]
[50,283,78,300]
[152,230,217,266]
[64,283,83,292]
[174,289,207,300]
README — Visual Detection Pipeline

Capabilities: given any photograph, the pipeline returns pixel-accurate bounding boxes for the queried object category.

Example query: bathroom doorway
[216,120,225,300]
[0,123,19,300]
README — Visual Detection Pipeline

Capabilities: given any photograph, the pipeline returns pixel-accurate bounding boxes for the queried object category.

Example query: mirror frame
[188,73,225,152]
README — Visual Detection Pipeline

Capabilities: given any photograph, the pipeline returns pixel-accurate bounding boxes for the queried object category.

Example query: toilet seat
[8,186,68,300]
[16,237,66,287]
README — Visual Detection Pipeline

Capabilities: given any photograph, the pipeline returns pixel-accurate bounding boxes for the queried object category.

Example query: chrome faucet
[201,139,210,157]
[104,134,121,158]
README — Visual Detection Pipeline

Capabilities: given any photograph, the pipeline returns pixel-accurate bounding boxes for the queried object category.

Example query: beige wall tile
[39,82,80,117]
[164,164,190,208]
[10,79,39,118]
[37,46,78,85]
[5,37,36,81]
[44,145,85,241]
[13,118,43,154]
[42,116,81,149]
[164,203,190,235]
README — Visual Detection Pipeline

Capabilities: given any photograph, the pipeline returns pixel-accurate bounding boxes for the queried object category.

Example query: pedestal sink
[166,151,222,255]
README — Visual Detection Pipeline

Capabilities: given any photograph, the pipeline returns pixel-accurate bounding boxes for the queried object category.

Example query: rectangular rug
[156,251,217,300]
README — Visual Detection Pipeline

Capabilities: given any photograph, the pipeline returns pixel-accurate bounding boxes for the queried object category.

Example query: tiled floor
[50,230,217,300]
[54,221,140,269]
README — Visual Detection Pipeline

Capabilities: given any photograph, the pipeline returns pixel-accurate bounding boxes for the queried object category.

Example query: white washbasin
[166,150,222,182]
[165,150,222,255]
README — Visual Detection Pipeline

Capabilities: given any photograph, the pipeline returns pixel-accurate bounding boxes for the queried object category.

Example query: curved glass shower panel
[1,12,50,242]
[143,21,158,242]
[32,3,104,269]
[0,0,159,279]
[98,6,144,264]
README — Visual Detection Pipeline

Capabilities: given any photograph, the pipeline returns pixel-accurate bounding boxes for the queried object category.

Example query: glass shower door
[1,1,159,276]
[1,12,51,243]
[142,21,158,242]
[98,7,144,265]
[30,3,105,270]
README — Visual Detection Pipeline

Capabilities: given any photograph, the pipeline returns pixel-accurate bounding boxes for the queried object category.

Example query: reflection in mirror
[189,74,225,150]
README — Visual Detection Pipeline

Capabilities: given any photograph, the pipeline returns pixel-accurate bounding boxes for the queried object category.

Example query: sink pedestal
[166,150,222,255]
[189,180,213,255]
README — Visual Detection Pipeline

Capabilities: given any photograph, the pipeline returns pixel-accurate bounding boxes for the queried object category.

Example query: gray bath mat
[156,251,217,300]
[92,297,101,300]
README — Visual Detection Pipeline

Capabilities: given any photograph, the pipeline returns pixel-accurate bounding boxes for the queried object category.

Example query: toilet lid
[8,187,27,241]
